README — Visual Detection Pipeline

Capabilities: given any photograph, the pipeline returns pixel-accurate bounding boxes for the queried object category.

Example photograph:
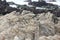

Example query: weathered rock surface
[39,35,60,40]
[0,10,60,40]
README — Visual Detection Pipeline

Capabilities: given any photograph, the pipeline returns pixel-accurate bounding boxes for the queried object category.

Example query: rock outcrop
[0,10,60,40]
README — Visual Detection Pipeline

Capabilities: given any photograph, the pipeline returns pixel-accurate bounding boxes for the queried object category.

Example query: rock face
[0,10,60,40]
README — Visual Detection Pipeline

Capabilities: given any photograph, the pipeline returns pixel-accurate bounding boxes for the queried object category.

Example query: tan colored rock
[0,10,60,40]
[39,35,60,40]
[0,10,38,40]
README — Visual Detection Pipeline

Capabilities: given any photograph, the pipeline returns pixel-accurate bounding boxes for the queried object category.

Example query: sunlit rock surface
[0,10,60,40]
